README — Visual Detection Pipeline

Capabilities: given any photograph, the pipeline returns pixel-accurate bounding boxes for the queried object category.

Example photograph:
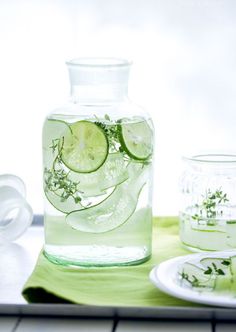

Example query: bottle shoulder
[45,99,152,123]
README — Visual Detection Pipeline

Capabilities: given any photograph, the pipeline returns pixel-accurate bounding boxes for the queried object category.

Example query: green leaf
[204,267,213,275]
[221,260,230,266]
[217,269,225,275]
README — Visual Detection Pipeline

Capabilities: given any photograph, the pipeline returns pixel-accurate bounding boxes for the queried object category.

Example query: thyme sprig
[180,271,202,287]
[94,114,124,153]
[44,139,82,204]
[50,138,60,153]
[203,262,225,276]
[44,167,82,203]
[192,188,229,222]
[180,259,231,289]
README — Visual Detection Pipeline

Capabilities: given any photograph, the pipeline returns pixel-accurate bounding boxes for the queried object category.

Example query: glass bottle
[42,58,154,266]
[179,154,236,251]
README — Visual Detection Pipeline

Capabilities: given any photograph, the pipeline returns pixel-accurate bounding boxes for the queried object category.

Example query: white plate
[150,250,236,308]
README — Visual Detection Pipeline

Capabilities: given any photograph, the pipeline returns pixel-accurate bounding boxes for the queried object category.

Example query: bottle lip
[183,153,236,164]
[66,57,133,69]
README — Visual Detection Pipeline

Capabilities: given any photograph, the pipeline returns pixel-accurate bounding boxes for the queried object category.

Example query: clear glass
[0,174,33,244]
[42,58,154,266]
[179,154,236,252]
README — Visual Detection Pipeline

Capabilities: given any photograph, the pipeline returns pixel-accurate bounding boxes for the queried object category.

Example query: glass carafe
[42,58,154,267]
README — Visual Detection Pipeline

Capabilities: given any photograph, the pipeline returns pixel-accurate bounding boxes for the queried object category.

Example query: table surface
[1,216,236,331]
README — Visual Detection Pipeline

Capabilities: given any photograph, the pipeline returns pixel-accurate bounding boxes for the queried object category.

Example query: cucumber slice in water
[226,221,236,247]
[118,119,153,160]
[68,152,129,197]
[61,120,108,173]
[43,118,72,168]
[43,119,115,213]
[180,213,228,251]
[43,118,72,148]
[43,118,82,212]
[44,184,115,214]
[66,163,148,233]
[44,150,128,212]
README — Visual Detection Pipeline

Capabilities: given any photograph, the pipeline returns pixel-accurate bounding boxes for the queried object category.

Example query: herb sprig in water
[44,139,82,204]
[192,188,229,223]
[94,114,125,154]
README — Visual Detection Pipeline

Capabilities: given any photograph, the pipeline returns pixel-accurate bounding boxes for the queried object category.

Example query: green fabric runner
[22,217,200,307]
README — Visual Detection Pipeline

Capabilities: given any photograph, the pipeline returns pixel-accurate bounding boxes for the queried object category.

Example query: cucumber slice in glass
[66,163,148,233]
[43,118,72,168]
[44,184,115,214]
[61,120,108,173]
[180,212,228,250]
[118,118,153,160]
[43,118,72,149]
[226,221,236,247]
[68,152,128,197]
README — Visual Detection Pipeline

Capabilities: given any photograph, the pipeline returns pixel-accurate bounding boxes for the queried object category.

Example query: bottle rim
[183,153,236,164]
[66,57,132,69]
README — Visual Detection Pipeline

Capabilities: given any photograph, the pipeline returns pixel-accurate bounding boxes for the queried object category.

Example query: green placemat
[22,217,198,307]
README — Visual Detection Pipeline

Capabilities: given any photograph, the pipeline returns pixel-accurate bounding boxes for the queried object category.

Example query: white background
[0,0,236,215]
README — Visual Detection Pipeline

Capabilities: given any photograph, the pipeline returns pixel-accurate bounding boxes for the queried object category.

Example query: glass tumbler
[179,154,236,251]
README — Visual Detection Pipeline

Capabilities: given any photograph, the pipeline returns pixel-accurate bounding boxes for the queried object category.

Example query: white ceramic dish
[150,250,236,308]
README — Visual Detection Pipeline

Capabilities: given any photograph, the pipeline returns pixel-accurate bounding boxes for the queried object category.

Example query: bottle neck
[66,58,131,104]
[70,82,129,104]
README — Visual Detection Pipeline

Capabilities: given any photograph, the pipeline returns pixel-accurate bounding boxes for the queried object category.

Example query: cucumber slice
[190,219,226,233]
[44,152,128,212]
[118,118,153,160]
[43,118,71,168]
[226,221,236,247]
[66,163,148,233]
[200,257,231,276]
[44,184,114,214]
[214,275,233,293]
[43,118,72,148]
[180,212,228,250]
[61,121,108,173]
[68,152,128,197]
[43,118,81,212]
[180,262,215,288]
[230,255,236,275]
[230,278,236,293]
